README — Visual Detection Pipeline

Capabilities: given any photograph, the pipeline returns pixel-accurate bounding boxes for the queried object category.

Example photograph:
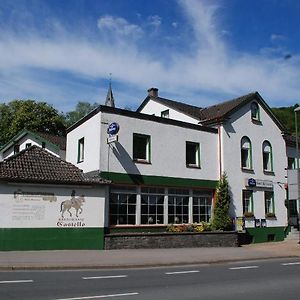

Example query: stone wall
[104,231,239,249]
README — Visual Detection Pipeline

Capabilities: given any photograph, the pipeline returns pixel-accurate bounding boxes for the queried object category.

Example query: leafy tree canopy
[272,104,299,135]
[64,101,99,127]
[0,100,66,147]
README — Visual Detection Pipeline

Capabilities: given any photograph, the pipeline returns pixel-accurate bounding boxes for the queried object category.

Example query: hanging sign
[107,122,120,144]
[107,122,120,136]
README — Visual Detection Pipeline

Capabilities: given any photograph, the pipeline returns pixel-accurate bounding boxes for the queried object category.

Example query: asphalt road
[1,258,300,300]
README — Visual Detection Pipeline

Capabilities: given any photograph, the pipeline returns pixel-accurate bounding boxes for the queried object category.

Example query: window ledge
[251,119,262,125]
[241,168,254,173]
[265,214,276,219]
[263,170,275,176]
[186,164,201,169]
[133,159,151,165]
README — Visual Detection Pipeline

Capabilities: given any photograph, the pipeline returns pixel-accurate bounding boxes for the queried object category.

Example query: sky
[1,0,300,112]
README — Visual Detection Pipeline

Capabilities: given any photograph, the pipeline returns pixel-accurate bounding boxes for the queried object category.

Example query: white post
[294,107,300,243]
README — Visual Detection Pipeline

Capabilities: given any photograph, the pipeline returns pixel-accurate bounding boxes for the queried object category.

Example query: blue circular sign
[107,122,120,135]
[248,178,256,187]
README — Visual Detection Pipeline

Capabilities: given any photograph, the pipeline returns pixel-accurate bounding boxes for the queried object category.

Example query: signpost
[107,122,120,144]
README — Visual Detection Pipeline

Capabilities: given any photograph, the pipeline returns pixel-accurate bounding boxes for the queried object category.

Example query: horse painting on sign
[60,195,85,218]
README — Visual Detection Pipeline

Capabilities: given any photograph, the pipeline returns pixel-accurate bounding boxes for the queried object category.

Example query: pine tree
[212,172,232,231]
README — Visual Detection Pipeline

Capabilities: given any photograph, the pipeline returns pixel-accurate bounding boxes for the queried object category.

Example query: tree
[272,104,299,135]
[64,102,99,127]
[212,172,232,231]
[0,100,66,147]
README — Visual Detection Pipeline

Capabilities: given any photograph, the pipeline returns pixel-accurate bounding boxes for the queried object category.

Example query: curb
[1,255,299,271]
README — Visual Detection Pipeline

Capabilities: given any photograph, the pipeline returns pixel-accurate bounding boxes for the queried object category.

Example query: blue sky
[0,0,300,112]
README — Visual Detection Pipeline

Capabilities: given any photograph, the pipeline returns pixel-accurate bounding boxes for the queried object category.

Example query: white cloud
[270,34,287,42]
[147,15,162,28]
[172,22,178,28]
[97,15,143,38]
[1,0,300,111]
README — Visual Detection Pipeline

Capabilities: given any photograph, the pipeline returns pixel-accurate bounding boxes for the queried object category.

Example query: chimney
[147,87,158,98]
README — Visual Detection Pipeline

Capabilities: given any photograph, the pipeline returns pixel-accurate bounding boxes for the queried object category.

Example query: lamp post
[294,107,300,243]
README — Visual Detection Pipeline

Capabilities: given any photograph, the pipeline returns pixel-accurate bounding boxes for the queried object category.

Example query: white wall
[99,112,219,181]
[66,113,102,173]
[2,135,63,161]
[0,183,107,228]
[140,99,199,124]
[221,102,287,226]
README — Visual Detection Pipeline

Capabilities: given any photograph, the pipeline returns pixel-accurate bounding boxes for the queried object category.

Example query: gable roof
[0,146,109,185]
[137,91,287,132]
[0,129,66,152]
[137,95,204,121]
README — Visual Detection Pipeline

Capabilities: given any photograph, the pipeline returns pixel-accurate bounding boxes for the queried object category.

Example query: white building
[0,129,66,161]
[67,104,219,228]
[66,87,294,243]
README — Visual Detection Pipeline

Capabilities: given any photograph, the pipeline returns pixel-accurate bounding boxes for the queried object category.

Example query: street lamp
[294,107,300,243]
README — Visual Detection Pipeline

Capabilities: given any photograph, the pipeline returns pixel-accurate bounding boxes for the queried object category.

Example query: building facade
[0,129,66,161]
[67,106,220,231]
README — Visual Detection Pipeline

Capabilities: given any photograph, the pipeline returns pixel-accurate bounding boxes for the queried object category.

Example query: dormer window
[13,144,20,155]
[251,102,260,121]
[161,109,169,118]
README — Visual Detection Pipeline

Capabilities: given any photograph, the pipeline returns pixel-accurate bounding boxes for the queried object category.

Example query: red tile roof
[0,146,109,185]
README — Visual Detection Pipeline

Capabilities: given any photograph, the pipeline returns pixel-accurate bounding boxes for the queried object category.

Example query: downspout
[218,123,223,179]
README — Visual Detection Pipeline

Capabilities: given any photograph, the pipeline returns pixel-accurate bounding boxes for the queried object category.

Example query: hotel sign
[245,178,273,189]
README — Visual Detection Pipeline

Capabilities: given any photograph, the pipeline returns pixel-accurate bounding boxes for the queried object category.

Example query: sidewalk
[0,239,299,270]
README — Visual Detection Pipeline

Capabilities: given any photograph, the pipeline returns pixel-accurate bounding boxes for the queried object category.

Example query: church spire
[105,74,115,107]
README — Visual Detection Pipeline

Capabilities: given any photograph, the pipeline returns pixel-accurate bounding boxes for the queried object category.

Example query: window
[77,137,84,163]
[133,133,151,163]
[241,137,252,169]
[13,144,20,155]
[251,102,260,121]
[288,157,295,169]
[42,142,46,149]
[265,191,274,216]
[192,191,213,223]
[25,143,31,149]
[168,188,189,224]
[242,190,253,215]
[263,141,273,172]
[109,186,137,225]
[186,142,200,168]
[161,109,169,118]
[141,187,164,224]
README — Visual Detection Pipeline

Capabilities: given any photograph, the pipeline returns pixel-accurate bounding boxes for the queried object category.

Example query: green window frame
[264,191,275,216]
[77,137,84,163]
[242,190,253,216]
[13,144,20,155]
[262,140,273,172]
[161,109,169,118]
[133,133,151,163]
[186,141,200,168]
[251,102,260,121]
[288,157,296,169]
[241,136,252,170]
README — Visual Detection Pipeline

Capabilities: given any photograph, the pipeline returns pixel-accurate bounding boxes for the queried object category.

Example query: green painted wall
[100,171,218,188]
[246,227,285,243]
[0,228,104,251]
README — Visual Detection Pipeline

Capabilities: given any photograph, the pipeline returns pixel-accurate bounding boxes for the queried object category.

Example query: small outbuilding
[0,146,109,250]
